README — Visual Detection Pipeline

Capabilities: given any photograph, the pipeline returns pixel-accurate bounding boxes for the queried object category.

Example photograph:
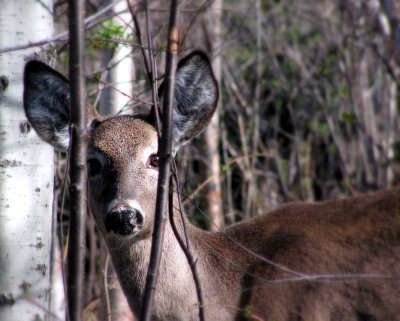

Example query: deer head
[23,52,218,241]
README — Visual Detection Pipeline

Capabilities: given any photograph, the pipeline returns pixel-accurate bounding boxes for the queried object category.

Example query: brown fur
[23,55,400,321]
[88,116,400,321]
[203,188,400,320]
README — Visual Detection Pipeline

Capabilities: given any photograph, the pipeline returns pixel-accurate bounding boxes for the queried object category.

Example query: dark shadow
[234,265,256,321]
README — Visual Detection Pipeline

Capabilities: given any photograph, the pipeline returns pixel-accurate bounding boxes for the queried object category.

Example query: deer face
[23,52,218,241]
[87,116,159,240]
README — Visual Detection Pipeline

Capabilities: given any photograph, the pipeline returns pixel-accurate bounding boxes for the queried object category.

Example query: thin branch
[67,0,87,321]
[126,0,152,83]
[87,37,162,50]
[103,255,112,321]
[97,79,153,106]
[200,237,400,288]
[140,1,180,320]
[184,169,306,278]
[183,152,274,205]
[144,0,161,133]
[379,0,400,64]
[179,0,214,48]
[0,33,67,54]
[172,161,190,247]
[170,162,205,321]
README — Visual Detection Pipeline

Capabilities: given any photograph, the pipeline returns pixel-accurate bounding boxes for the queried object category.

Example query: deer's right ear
[157,51,219,155]
[23,61,72,149]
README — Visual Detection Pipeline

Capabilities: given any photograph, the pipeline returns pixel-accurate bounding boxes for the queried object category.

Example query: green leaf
[90,19,126,52]
[341,112,356,124]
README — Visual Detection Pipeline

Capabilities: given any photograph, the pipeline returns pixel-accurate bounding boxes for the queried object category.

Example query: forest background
[1,0,399,320]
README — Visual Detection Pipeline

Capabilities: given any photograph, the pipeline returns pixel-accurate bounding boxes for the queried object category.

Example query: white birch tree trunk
[99,1,135,116]
[204,0,224,231]
[0,1,64,320]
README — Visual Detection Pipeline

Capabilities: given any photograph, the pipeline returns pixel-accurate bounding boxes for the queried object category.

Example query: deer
[23,51,400,321]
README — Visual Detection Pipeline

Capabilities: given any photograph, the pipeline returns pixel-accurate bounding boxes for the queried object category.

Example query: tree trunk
[99,1,135,116]
[0,1,63,320]
[204,0,224,231]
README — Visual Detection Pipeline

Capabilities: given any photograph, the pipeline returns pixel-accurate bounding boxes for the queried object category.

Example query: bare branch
[67,0,87,320]
[170,162,205,321]
[140,1,180,320]
[126,0,152,83]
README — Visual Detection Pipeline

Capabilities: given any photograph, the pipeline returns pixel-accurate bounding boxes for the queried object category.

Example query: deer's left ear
[23,61,72,149]
[158,51,219,154]
[23,60,100,150]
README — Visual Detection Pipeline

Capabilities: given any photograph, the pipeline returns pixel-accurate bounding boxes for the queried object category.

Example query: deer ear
[23,61,71,149]
[158,51,219,154]
[23,61,98,150]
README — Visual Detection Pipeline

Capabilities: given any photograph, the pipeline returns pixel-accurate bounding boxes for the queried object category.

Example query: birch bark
[204,0,224,231]
[0,1,63,320]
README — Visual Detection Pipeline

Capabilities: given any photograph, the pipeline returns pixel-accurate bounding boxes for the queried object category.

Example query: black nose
[105,209,143,236]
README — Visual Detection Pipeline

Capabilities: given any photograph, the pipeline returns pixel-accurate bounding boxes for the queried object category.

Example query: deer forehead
[90,116,157,163]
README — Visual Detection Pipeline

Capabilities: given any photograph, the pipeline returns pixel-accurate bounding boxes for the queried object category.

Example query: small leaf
[341,112,356,124]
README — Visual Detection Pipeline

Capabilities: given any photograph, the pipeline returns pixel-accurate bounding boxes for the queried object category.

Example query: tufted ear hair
[158,51,219,155]
[23,61,98,149]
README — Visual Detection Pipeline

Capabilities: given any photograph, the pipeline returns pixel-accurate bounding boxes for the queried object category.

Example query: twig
[140,1,180,320]
[144,0,161,132]
[103,255,112,321]
[126,0,152,83]
[87,37,161,50]
[183,152,273,205]
[98,79,153,106]
[199,237,400,287]
[193,202,400,285]
[245,0,262,217]
[179,0,213,48]
[170,161,205,321]
[379,0,400,64]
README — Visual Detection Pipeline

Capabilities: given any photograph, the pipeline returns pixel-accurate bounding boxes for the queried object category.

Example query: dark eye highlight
[87,158,102,177]
[148,154,160,169]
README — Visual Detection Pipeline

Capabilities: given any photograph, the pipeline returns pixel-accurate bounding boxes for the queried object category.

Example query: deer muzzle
[105,207,143,236]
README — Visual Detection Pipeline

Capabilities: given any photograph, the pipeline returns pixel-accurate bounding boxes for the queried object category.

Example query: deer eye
[87,158,103,177]
[148,154,160,169]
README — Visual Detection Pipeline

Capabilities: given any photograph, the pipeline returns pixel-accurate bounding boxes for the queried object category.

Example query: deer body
[23,52,400,321]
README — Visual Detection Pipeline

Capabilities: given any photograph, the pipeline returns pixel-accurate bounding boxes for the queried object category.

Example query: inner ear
[158,51,219,154]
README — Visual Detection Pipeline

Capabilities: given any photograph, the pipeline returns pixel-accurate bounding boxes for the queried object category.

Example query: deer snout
[105,203,144,236]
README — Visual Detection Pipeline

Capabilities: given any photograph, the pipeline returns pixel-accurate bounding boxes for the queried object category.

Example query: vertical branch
[145,0,161,133]
[169,162,205,321]
[246,0,262,215]
[67,1,87,321]
[126,0,152,83]
[204,0,224,231]
[378,0,400,186]
[140,1,180,320]
[379,0,400,64]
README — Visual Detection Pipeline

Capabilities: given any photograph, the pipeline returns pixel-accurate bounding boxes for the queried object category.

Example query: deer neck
[105,203,206,320]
